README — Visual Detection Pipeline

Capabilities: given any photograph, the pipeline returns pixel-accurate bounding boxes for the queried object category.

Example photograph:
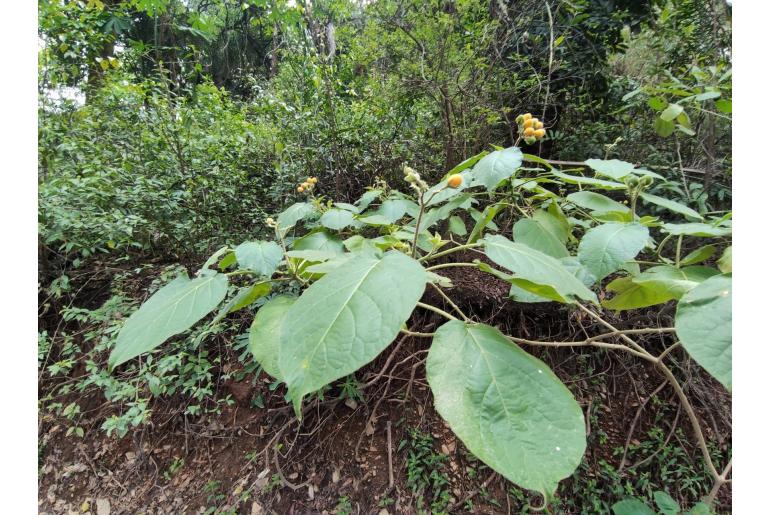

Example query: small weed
[400,427,452,514]
[163,457,184,481]
[334,495,353,515]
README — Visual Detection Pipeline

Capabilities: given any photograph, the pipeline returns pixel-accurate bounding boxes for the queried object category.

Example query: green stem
[428,282,470,322]
[418,242,482,262]
[400,329,436,338]
[426,262,478,272]
[411,191,425,258]
[416,302,457,321]
[656,234,674,260]
[675,235,683,267]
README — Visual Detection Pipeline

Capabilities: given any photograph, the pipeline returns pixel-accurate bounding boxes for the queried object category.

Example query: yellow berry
[535,121,544,129]
[534,128,546,139]
[523,119,535,129]
[297,186,305,193]
[447,174,463,188]
[522,113,532,121]
[523,127,535,137]
[310,177,318,184]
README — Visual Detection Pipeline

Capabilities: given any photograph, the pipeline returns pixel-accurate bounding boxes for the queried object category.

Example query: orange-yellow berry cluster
[297,176,318,194]
[515,113,546,144]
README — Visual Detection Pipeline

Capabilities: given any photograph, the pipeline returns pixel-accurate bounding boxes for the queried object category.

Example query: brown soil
[38,263,732,514]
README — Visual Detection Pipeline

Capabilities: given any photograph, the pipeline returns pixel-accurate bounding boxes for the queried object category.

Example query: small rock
[251,502,263,515]
[332,468,340,484]
[344,398,358,410]
[288,472,299,480]
[308,484,315,500]
[378,510,390,515]
[95,498,110,515]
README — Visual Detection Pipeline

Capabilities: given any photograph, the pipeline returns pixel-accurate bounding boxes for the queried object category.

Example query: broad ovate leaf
[632,265,718,299]
[355,189,382,211]
[512,218,569,258]
[426,321,586,497]
[653,491,681,515]
[577,223,649,282]
[291,230,345,254]
[483,235,597,304]
[278,251,427,415]
[612,498,656,515]
[551,170,627,190]
[661,222,730,237]
[109,273,228,368]
[472,146,523,191]
[567,191,630,213]
[235,241,283,277]
[680,244,716,266]
[320,209,357,230]
[584,159,636,180]
[639,193,702,220]
[675,274,732,391]
[376,199,409,223]
[249,296,296,381]
[602,277,675,311]
[277,202,317,230]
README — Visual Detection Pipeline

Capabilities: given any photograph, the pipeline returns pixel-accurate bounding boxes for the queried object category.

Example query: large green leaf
[676,274,732,391]
[567,191,630,213]
[483,235,597,303]
[109,273,229,368]
[291,230,345,254]
[680,244,716,266]
[277,202,317,230]
[512,218,569,258]
[534,204,570,242]
[639,193,702,220]
[551,171,627,190]
[584,159,636,180]
[376,199,409,223]
[653,491,681,515]
[249,296,296,381]
[278,251,427,414]
[234,241,283,277]
[426,321,586,496]
[320,208,357,230]
[577,223,649,282]
[612,498,656,515]
[661,222,730,237]
[602,277,676,311]
[471,146,523,190]
[632,265,718,299]
[354,189,382,211]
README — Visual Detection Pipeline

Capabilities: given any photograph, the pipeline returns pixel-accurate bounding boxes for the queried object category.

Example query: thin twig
[387,421,394,488]
[416,302,458,321]
[429,282,470,322]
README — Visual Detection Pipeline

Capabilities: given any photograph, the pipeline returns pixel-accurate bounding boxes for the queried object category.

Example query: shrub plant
[106,118,732,508]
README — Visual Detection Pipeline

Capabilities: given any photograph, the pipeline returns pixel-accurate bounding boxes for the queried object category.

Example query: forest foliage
[38,0,732,512]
